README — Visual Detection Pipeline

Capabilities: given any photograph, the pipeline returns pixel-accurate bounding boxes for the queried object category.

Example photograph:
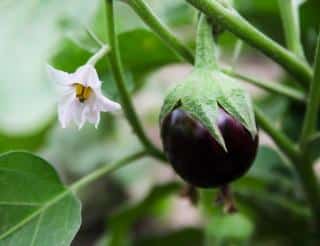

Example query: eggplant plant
[0,0,320,245]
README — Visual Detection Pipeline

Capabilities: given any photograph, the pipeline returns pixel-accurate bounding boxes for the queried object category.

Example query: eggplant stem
[218,185,237,214]
[180,185,198,205]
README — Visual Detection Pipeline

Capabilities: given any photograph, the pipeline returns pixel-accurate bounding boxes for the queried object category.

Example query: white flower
[47,64,121,129]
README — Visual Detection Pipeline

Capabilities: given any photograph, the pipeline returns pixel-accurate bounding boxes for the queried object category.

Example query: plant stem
[223,68,306,103]
[85,26,105,47]
[105,0,166,162]
[254,106,300,160]
[71,150,146,192]
[292,158,320,229]
[298,35,320,228]
[123,0,307,102]
[186,0,312,87]
[195,14,218,69]
[87,45,110,65]
[125,0,194,63]
[278,0,305,59]
[300,35,320,149]
[123,0,308,102]
[231,40,243,70]
[256,106,320,228]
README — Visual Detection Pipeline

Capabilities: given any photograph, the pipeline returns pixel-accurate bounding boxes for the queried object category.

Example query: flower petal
[72,64,101,88]
[58,97,76,128]
[47,65,72,86]
[94,89,121,112]
[72,101,86,129]
[87,109,100,128]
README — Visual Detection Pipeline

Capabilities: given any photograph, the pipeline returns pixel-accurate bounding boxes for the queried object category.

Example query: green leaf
[0,152,81,245]
[118,29,178,81]
[160,69,257,150]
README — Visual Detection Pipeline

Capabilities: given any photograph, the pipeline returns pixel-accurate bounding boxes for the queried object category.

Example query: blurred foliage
[133,228,204,246]
[104,182,180,246]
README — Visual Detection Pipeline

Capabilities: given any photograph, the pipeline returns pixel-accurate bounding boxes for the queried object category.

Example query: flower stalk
[87,45,110,65]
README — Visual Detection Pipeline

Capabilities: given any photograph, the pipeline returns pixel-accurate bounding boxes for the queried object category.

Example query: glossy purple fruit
[161,107,258,188]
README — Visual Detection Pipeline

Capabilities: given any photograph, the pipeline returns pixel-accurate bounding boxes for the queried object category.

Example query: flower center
[74,83,92,103]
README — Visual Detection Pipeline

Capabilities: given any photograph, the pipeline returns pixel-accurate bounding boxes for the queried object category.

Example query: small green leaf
[0,152,81,245]
[160,69,256,151]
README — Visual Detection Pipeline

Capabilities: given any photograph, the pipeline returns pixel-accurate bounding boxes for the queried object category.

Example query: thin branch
[278,0,306,59]
[223,68,306,103]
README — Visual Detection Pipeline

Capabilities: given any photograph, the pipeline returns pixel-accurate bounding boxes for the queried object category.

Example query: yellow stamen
[74,83,92,103]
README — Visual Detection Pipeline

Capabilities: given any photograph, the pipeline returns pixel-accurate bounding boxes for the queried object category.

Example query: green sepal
[159,68,257,152]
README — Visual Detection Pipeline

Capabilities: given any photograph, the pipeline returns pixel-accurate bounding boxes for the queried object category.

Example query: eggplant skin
[161,108,258,188]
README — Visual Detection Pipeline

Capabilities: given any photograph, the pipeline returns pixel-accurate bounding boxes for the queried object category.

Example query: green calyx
[159,69,257,151]
[159,14,257,151]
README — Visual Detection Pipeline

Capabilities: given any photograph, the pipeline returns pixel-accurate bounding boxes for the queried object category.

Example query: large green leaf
[118,29,178,80]
[0,152,81,245]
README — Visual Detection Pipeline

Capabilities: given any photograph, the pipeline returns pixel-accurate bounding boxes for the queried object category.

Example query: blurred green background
[1,0,320,245]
